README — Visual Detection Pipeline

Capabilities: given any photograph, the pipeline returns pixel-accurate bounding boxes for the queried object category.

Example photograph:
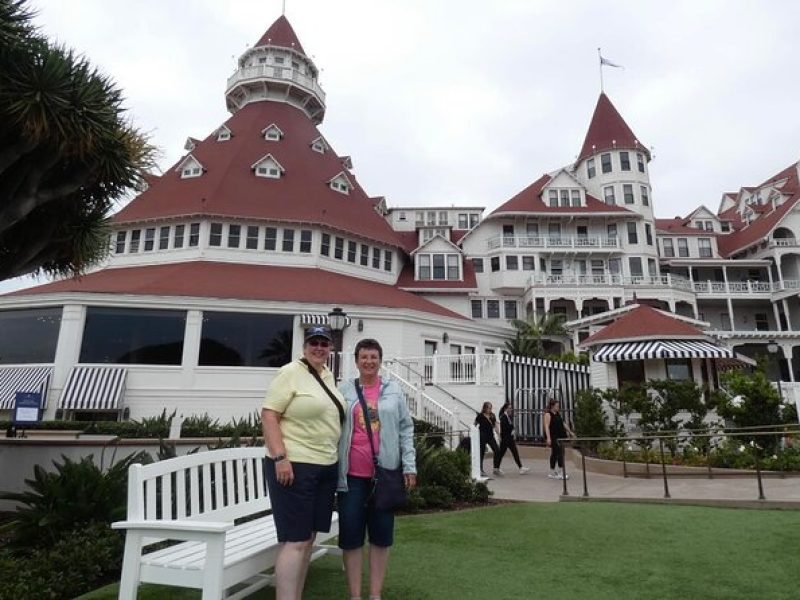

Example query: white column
[181,310,203,388]
[777,254,785,287]
[773,302,783,331]
[782,298,794,330]
[727,298,736,331]
[780,342,795,383]
[47,305,87,419]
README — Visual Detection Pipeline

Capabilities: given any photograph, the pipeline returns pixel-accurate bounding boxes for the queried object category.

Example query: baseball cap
[304,325,333,342]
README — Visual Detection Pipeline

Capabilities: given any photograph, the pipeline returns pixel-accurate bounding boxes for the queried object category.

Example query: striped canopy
[0,366,53,409]
[593,340,734,363]
[58,366,127,411]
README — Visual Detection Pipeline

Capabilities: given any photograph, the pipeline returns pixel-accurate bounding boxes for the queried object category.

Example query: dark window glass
[471,300,482,318]
[458,214,468,228]
[678,238,689,257]
[144,228,156,251]
[383,250,392,271]
[199,312,293,367]
[159,226,170,250]
[522,256,535,271]
[504,301,517,319]
[246,226,259,249]
[347,241,357,262]
[587,158,596,178]
[487,300,500,318]
[174,225,186,248]
[641,185,649,206]
[80,307,186,365]
[645,224,653,246]
[490,257,500,272]
[372,247,381,268]
[188,223,200,247]
[432,254,445,279]
[265,227,277,251]
[627,222,638,244]
[472,258,484,273]
[282,229,294,252]
[629,257,643,277]
[209,223,223,247]
[320,233,331,256]
[663,238,674,257]
[130,229,141,252]
[0,308,62,364]
[637,153,645,172]
[447,255,459,279]
[360,243,369,265]
[228,224,241,248]
[300,230,312,253]
[601,153,612,173]
[418,255,431,279]
[620,151,630,171]
[506,255,518,270]
[115,231,126,254]
[666,358,693,381]
[699,238,712,257]
[335,237,344,259]
[617,360,645,386]
[623,184,634,204]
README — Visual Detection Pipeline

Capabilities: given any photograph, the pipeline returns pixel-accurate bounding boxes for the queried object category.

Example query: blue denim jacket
[337,377,417,492]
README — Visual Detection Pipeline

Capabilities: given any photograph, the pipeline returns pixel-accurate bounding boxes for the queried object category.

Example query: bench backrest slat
[126,448,271,524]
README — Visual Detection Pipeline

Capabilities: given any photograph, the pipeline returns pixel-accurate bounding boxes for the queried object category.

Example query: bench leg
[118,532,143,600]
[201,538,226,600]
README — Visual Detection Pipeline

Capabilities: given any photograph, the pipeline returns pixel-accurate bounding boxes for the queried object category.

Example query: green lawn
[80,503,800,600]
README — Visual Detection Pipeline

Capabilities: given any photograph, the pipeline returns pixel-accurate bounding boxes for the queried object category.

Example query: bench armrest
[112,519,233,534]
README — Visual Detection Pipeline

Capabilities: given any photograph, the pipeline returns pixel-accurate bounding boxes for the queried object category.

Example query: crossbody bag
[300,358,345,424]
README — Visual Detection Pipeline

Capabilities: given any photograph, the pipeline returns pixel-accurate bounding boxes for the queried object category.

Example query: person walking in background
[261,325,345,600]
[475,401,501,477]
[495,402,530,475]
[337,338,416,600]
[544,398,574,480]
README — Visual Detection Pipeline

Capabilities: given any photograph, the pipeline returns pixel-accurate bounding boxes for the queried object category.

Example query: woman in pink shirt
[337,339,417,600]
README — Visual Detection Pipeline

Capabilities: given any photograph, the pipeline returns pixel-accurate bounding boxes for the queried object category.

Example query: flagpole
[598,47,604,93]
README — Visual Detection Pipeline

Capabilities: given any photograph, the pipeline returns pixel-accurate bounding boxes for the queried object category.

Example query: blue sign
[13,392,42,424]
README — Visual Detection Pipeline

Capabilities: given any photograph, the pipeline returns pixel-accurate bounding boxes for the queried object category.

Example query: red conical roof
[577,93,649,162]
[581,305,706,346]
[255,15,306,55]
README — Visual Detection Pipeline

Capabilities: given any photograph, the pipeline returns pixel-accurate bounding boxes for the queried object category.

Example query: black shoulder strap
[300,358,345,424]
[354,380,380,469]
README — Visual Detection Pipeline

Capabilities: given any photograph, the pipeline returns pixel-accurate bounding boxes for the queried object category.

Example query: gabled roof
[175,154,204,173]
[254,15,306,55]
[250,153,285,172]
[395,260,478,291]
[580,304,708,346]
[490,174,634,216]
[113,101,405,249]
[410,234,461,255]
[654,218,715,236]
[6,262,466,320]
[577,93,650,163]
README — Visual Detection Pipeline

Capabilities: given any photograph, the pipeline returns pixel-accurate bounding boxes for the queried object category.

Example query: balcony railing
[531,275,800,295]
[487,235,620,250]
[769,238,799,247]
[226,66,326,103]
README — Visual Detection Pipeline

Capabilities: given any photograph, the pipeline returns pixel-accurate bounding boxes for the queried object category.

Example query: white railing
[386,353,503,386]
[487,235,620,250]
[532,274,800,296]
[770,238,798,247]
[381,368,460,447]
[226,65,326,102]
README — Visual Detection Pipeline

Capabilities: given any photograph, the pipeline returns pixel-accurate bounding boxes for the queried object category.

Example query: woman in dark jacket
[474,401,501,477]
[543,398,574,480]
[494,402,530,475]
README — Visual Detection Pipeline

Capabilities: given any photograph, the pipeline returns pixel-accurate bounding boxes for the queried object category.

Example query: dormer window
[329,172,353,195]
[176,154,204,179]
[184,137,198,151]
[217,126,232,142]
[251,153,285,179]
[262,123,284,141]
[311,136,329,154]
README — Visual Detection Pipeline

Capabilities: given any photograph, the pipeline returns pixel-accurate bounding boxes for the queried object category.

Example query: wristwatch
[273,453,287,462]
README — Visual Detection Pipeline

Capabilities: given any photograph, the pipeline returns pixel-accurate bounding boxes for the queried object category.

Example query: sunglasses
[307,339,331,348]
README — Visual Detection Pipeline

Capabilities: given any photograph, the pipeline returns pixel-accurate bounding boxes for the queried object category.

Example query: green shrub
[412,418,446,448]
[0,451,149,549]
[470,480,491,504]
[418,484,453,509]
[0,523,124,600]
[573,389,609,452]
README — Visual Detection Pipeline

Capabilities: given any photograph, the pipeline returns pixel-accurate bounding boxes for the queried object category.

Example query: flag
[600,55,623,69]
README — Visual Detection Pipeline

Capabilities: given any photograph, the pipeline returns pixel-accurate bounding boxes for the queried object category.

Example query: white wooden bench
[112,447,339,599]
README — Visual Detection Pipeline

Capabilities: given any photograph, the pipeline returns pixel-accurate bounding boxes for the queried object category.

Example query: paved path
[485,454,800,508]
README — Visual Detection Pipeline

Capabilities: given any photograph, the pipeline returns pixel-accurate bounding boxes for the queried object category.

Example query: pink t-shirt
[348,379,382,477]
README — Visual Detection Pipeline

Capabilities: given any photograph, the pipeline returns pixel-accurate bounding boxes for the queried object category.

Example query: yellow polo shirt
[263,359,344,465]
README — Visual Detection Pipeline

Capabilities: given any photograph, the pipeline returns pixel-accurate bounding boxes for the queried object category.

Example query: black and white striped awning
[0,366,53,410]
[299,313,352,327]
[58,366,127,411]
[593,340,734,362]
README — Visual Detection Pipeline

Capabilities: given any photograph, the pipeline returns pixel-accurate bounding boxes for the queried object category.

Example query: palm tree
[0,0,154,282]
[505,312,567,358]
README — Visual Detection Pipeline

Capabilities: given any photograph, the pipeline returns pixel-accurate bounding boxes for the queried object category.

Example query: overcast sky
[2,0,799,293]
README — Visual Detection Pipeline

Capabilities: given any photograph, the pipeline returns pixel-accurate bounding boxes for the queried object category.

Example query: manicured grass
[80,503,800,600]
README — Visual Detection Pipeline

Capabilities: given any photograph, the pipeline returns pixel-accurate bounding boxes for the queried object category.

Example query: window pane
[419,255,431,279]
[627,222,638,244]
[228,224,241,248]
[347,240,357,262]
[199,312,293,367]
[265,227,277,251]
[447,254,459,279]
[115,231,126,254]
[80,307,186,365]
[159,226,170,250]
[210,223,223,247]
[144,228,155,251]
[383,250,392,271]
[472,258,484,273]
[506,255,518,270]
[620,152,630,171]
[174,225,185,248]
[282,229,294,252]
[188,223,200,247]
[601,153,612,173]
[623,184,634,204]
[487,300,500,318]
[432,254,445,279]
[504,301,517,319]
[321,233,330,256]
[335,237,344,259]
[247,226,259,249]
[471,300,482,318]
[0,308,62,364]
[372,247,381,268]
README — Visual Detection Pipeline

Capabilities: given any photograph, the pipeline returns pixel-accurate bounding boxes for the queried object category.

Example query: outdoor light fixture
[442,332,449,344]
[767,340,779,354]
[328,307,349,381]
[328,307,348,331]
[357,319,364,332]
[766,340,784,402]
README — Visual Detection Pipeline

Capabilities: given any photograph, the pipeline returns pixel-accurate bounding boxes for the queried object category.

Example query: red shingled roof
[254,15,306,55]
[114,101,404,248]
[491,174,633,216]
[6,262,466,320]
[577,93,650,163]
[581,304,706,346]
[654,218,715,236]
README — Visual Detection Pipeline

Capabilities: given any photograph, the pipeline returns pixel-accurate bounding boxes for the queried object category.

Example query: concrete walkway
[485,448,800,509]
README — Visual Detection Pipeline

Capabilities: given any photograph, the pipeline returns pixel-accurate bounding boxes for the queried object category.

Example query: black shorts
[265,458,338,543]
